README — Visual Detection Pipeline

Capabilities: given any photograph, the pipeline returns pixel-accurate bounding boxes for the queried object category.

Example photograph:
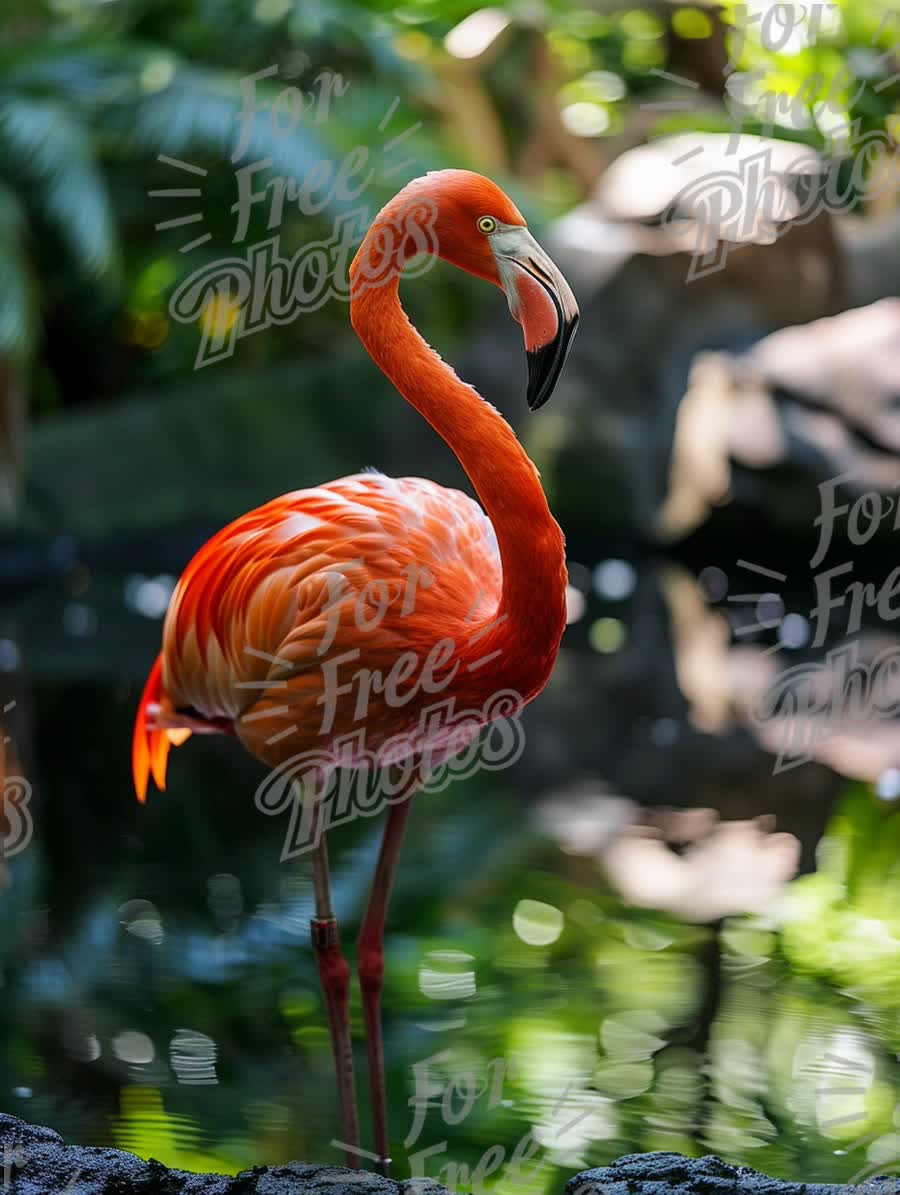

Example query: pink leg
[310,828,361,1167]
[357,794,414,1176]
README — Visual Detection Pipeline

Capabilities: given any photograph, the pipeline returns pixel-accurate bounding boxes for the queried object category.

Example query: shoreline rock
[567,1153,896,1194]
[2,1114,893,1193]
[0,1114,418,1195]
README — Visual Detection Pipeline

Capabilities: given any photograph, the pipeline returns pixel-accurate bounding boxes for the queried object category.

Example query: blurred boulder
[600,813,800,922]
[658,298,900,542]
[533,785,801,922]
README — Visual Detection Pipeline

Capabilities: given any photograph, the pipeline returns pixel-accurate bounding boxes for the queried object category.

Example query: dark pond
[1,540,898,1190]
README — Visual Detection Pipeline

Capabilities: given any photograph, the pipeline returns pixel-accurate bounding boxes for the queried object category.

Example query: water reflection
[0,560,898,1188]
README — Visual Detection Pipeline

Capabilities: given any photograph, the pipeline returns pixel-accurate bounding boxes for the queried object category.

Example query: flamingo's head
[394,170,580,410]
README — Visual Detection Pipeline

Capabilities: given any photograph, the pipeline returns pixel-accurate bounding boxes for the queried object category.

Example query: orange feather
[132,655,171,803]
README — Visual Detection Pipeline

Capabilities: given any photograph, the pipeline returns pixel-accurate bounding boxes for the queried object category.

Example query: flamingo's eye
[477,215,497,234]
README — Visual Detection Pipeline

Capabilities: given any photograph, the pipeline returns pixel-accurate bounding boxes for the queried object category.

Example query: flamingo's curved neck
[350,257,567,698]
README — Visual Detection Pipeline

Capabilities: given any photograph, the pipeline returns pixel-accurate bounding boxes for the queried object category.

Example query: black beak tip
[526,346,554,411]
[526,314,579,412]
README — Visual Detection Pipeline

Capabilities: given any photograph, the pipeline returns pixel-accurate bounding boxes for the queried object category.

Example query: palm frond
[100,59,332,185]
[0,184,33,520]
[0,97,117,280]
[0,183,38,361]
[7,38,354,212]
[0,37,129,98]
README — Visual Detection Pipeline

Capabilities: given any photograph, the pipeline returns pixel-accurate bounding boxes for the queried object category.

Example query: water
[1,559,899,1189]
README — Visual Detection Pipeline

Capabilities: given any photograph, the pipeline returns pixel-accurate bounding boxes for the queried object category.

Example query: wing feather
[158,474,500,738]
[131,472,505,795]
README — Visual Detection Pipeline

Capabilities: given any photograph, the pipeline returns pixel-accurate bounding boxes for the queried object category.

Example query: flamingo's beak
[491,227,579,410]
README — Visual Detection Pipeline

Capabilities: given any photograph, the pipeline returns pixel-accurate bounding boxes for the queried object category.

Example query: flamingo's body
[133,169,578,1172]
[134,472,524,792]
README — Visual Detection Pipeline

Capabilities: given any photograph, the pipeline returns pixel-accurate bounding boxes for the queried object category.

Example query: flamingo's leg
[309,813,361,1167]
[356,788,415,1177]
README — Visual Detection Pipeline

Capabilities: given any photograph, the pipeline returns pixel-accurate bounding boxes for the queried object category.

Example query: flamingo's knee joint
[311,916,339,951]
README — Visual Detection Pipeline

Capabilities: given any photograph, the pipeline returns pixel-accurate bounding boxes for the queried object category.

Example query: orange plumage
[133,474,506,799]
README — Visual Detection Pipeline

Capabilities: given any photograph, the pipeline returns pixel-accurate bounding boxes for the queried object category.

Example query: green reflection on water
[1,773,898,1187]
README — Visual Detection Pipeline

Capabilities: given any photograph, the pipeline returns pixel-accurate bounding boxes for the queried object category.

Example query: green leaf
[99,58,331,187]
[0,96,116,279]
[0,183,38,360]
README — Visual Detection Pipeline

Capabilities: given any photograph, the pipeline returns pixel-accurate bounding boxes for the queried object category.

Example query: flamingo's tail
[132,656,189,803]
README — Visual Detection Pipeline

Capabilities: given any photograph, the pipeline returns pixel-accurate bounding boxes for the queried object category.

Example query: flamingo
[132,170,578,1174]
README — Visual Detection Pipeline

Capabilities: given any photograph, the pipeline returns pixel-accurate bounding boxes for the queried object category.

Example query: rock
[568,1152,895,1194]
[2,1119,892,1195]
[0,1113,452,1194]
[595,133,825,240]
[658,298,900,542]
